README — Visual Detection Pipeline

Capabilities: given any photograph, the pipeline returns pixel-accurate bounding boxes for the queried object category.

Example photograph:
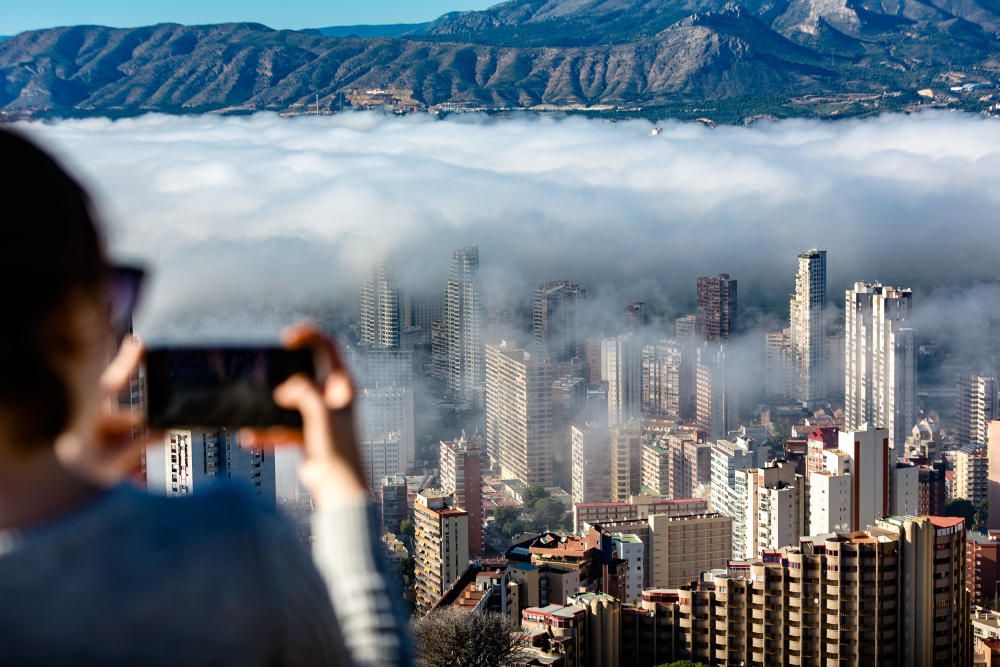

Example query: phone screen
[144,347,315,429]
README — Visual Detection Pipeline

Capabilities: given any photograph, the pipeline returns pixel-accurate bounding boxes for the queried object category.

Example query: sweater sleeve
[311,499,413,667]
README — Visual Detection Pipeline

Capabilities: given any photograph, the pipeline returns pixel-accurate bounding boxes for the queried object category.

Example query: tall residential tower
[789,249,827,405]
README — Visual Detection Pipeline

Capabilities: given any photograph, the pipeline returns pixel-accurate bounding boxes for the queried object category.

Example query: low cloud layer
[15,111,1000,351]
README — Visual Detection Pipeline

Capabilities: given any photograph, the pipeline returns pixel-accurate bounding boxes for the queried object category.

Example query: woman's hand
[56,337,162,486]
[243,323,369,508]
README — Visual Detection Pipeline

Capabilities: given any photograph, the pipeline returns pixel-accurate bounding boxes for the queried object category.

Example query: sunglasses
[108,264,146,345]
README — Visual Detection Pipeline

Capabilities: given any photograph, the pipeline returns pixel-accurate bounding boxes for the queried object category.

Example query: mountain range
[1,0,998,122]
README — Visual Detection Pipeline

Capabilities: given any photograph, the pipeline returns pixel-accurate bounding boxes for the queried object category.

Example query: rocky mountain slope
[1,0,997,121]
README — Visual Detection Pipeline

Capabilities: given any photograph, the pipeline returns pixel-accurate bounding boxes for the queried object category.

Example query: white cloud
[15,111,1000,348]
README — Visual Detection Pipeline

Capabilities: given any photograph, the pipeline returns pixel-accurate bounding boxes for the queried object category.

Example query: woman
[0,128,411,665]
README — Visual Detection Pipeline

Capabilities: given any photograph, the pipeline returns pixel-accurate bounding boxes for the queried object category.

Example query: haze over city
[4,0,1000,665]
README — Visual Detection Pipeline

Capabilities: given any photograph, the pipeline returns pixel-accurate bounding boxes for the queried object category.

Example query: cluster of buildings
[135,242,1000,666]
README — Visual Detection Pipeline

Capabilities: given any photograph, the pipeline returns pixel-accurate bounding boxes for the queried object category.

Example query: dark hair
[0,128,105,446]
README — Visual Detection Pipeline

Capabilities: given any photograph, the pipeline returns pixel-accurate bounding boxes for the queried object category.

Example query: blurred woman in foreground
[0,128,411,666]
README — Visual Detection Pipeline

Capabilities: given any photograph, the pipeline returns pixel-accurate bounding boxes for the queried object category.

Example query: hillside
[1,0,998,122]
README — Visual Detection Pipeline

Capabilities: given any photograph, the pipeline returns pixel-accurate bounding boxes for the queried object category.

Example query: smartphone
[144,347,315,429]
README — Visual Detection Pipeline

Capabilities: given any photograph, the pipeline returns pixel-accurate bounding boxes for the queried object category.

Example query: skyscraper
[789,248,827,406]
[360,260,401,349]
[641,341,682,419]
[764,328,795,399]
[414,489,469,613]
[622,302,648,332]
[602,333,642,427]
[696,273,737,341]
[533,281,585,363]
[734,460,805,559]
[610,420,642,502]
[989,421,1000,530]
[957,373,999,445]
[380,475,408,535]
[844,282,916,450]
[444,246,483,406]
[695,343,735,439]
[571,423,611,505]
[484,341,553,486]
[439,435,483,556]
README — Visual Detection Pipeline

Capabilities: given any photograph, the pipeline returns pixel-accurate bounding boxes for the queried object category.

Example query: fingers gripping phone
[144,347,316,429]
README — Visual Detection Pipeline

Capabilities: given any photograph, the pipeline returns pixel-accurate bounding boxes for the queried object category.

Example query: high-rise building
[360,434,402,491]
[551,375,587,491]
[674,314,697,340]
[429,319,448,380]
[641,340,682,420]
[709,435,772,558]
[764,328,796,399]
[628,515,968,667]
[808,448,854,535]
[667,428,712,500]
[439,435,483,556]
[360,260,400,349]
[610,420,642,502]
[640,441,671,497]
[602,333,642,427]
[967,531,1000,608]
[734,460,805,559]
[953,442,989,507]
[414,489,469,613]
[380,475,408,534]
[533,281,585,364]
[958,373,999,445]
[444,246,484,406]
[353,348,416,476]
[484,341,553,486]
[789,248,827,406]
[646,513,732,588]
[622,302,648,332]
[571,423,611,505]
[878,515,969,666]
[154,429,275,504]
[696,273,737,341]
[989,420,1000,530]
[695,343,736,439]
[612,534,645,604]
[844,282,916,450]
[403,292,444,346]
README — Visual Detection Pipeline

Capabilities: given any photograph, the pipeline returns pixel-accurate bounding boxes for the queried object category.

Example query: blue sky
[1,1,498,35]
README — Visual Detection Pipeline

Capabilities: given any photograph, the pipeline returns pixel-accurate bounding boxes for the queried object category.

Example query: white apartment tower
[844,282,916,450]
[445,246,484,406]
[790,248,827,406]
[484,341,553,486]
[957,373,998,445]
[602,333,642,427]
[571,423,611,504]
[360,260,401,349]
[734,460,805,559]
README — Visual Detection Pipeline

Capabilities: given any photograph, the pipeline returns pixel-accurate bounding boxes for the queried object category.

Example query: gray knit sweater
[0,483,412,666]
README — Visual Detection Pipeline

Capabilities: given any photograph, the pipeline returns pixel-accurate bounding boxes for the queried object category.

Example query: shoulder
[120,483,297,555]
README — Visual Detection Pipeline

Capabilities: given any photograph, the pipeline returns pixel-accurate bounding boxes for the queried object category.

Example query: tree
[400,518,415,539]
[944,498,976,529]
[522,485,550,508]
[412,608,526,667]
[529,497,568,533]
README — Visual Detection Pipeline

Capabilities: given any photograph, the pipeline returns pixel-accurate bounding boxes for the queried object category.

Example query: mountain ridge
[1,0,997,122]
